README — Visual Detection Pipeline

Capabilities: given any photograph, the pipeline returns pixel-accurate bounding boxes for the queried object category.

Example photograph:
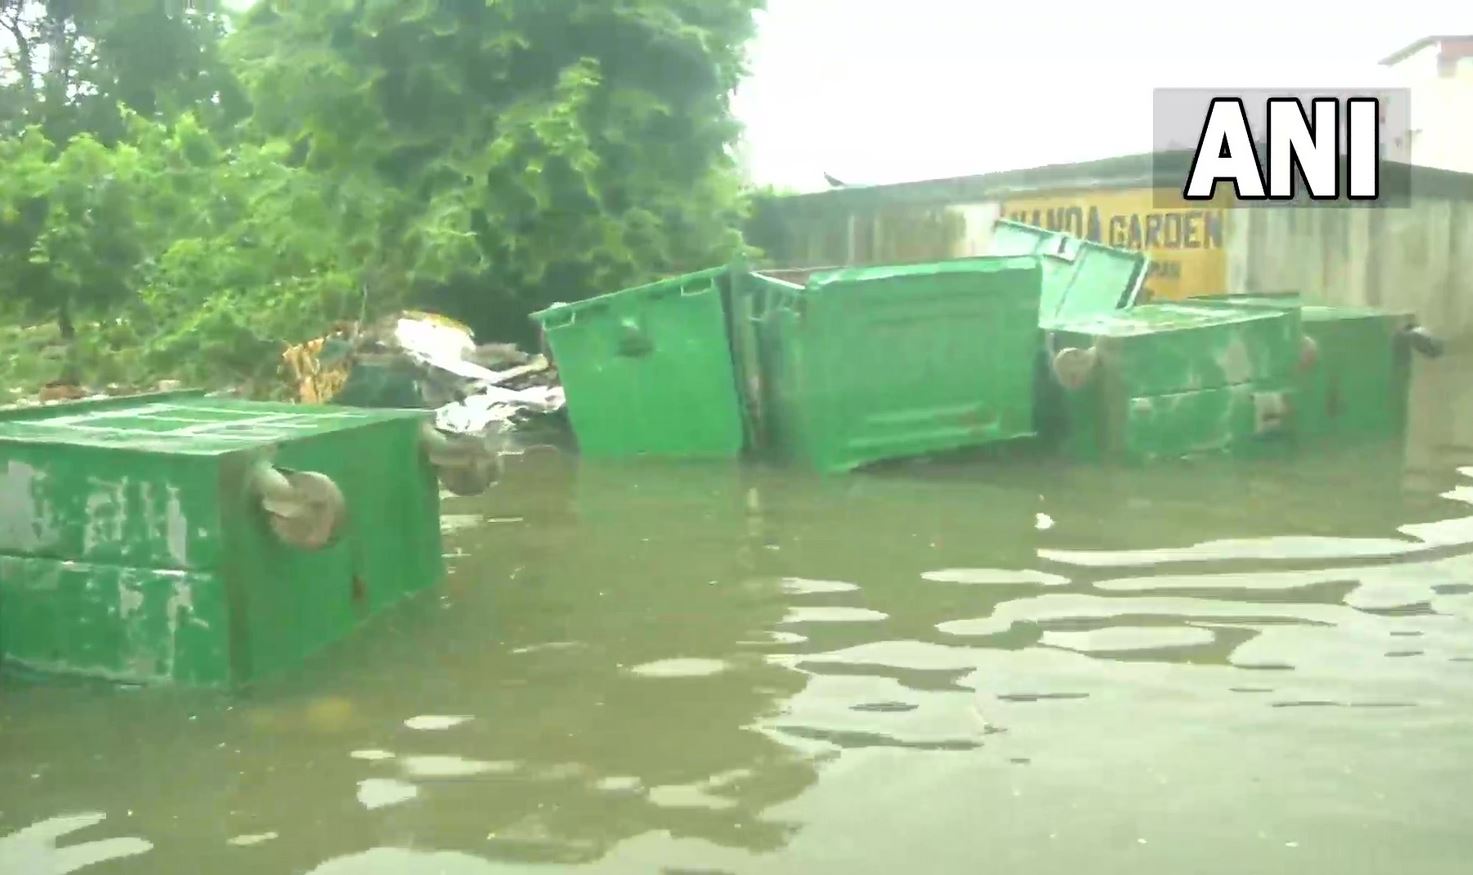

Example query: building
[1380,35,1473,173]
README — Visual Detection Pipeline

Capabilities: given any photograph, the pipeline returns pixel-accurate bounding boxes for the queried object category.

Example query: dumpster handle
[680,279,717,297]
[1404,324,1445,359]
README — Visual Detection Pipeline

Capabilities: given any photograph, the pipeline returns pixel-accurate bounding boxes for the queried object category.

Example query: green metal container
[0,392,451,687]
[530,268,747,460]
[1189,293,1429,441]
[1040,303,1299,462]
[986,219,1149,325]
[736,256,1044,473]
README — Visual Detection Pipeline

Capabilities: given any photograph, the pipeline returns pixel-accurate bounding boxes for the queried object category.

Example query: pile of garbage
[281,311,566,441]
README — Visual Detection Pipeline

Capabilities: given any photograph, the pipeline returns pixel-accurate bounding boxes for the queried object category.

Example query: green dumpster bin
[1040,303,1300,462]
[530,267,747,460]
[0,391,483,687]
[1189,292,1440,441]
[986,219,1149,325]
[736,256,1044,473]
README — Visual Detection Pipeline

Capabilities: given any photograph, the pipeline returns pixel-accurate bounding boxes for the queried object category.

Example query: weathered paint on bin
[1042,304,1298,462]
[531,268,746,460]
[1189,293,1418,441]
[0,393,444,687]
[986,219,1149,325]
[740,256,1043,473]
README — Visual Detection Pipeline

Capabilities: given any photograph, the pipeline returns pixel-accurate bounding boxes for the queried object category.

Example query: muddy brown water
[4,358,1473,874]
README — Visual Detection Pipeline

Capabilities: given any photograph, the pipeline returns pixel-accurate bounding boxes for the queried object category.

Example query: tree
[227,0,765,339]
[0,0,246,143]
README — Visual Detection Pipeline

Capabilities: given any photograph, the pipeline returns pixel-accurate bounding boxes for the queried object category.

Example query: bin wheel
[257,469,347,550]
[1052,347,1098,391]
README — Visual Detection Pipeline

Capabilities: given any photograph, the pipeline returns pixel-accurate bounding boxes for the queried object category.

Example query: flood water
[5,359,1473,875]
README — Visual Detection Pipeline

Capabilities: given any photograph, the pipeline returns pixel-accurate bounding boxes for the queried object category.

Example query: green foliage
[0,0,766,391]
[229,0,764,322]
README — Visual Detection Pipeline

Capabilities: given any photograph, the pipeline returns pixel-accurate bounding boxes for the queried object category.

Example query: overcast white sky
[732,0,1462,191]
[5,1,1459,192]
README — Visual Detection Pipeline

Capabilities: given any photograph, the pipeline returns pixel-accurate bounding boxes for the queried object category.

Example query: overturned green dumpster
[532,268,747,460]
[535,255,1046,472]
[0,392,497,687]
[1039,303,1301,462]
[737,257,1044,473]
[1189,293,1443,442]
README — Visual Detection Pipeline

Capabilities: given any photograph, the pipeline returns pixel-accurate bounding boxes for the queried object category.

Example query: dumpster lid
[987,219,1147,323]
[1046,302,1288,338]
[0,393,422,455]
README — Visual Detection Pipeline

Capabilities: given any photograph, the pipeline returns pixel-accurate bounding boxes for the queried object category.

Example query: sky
[731,0,1462,191]
[3,1,1458,191]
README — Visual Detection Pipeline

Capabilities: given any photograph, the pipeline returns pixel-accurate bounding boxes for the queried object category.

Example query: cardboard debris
[280,311,565,438]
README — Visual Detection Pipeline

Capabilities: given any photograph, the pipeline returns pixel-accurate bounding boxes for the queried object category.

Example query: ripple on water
[1038,535,1424,568]
[398,756,517,779]
[1040,626,1218,652]
[0,813,153,872]
[350,749,396,761]
[627,658,730,678]
[781,606,889,624]
[356,778,418,810]
[780,576,861,595]
[921,568,1070,586]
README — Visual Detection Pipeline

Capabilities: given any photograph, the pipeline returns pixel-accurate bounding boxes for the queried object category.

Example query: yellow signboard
[999,188,1227,301]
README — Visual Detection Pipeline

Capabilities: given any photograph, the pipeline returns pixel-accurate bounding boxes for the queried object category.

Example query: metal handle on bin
[539,306,577,330]
[1404,324,1445,359]
[249,461,347,550]
[420,421,502,496]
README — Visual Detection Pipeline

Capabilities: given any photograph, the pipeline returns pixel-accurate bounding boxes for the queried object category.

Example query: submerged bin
[531,268,746,459]
[1040,303,1299,462]
[0,392,491,687]
[987,219,1149,325]
[735,256,1044,473]
[1190,293,1442,441]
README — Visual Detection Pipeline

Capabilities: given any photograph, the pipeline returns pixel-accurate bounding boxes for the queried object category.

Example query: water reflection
[5,359,1473,873]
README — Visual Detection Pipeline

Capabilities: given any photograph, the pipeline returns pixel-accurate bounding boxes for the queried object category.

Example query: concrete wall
[1225,198,1473,343]
[752,154,1473,345]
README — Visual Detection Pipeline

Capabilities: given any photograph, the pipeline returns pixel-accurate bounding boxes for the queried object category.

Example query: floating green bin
[531,268,746,459]
[0,392,451,687]
[987,219,1149,325]
[1190,293,1435,441]
[1041,303,1299,462]
[736,256,1044,473]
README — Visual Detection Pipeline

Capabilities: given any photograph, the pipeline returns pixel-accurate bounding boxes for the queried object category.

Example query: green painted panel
[531,267,746,459]
[0,558,229,685]
[1188,294,1416,441]
[987,219,1147,325]
[746,256,1042,473]
[0,394,444,687]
